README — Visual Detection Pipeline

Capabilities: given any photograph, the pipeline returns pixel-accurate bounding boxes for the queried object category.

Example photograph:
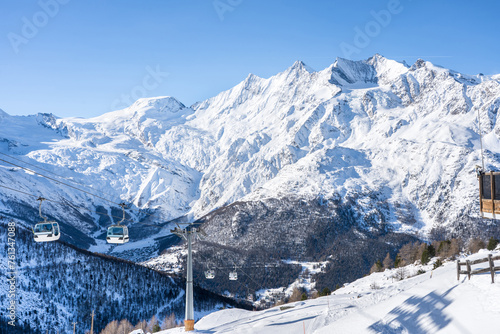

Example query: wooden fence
[457,254,500,283]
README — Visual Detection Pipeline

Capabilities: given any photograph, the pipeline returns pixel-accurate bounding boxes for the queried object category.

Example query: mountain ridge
[1,54,499,257]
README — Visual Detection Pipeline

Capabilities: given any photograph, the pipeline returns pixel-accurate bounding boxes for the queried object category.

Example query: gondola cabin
[205,270,215,279]
[478,171,500,219]
[107,225,129,244]
[33,222,61,242]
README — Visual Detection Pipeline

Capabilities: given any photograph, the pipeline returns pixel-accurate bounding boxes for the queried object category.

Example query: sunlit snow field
[156,249,500,334]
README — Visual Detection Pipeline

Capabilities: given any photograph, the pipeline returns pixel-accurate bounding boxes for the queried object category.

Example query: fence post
[488,254,495,284]
[456,260,460,281]
[466,260,471,280]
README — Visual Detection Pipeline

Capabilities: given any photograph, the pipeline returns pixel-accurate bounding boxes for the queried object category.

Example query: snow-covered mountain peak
[330,57,377,86]
[407,58,486,87]
[85,96,193,133]
[244,73,260,81]
[410,58,429,71]
[330,55,409,87]
[273,60,316,85]
[128,96,186,114]
[241,73,264,90]
[288,60,315,74]
[366,54,409,84]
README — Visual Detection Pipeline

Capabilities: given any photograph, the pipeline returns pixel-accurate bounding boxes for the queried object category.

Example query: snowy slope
[1,54,500,255]
[158,249,500,334]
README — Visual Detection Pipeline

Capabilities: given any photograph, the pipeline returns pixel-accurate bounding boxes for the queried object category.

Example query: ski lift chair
[33,198,61,242]
[205,269,215,279]
[33,222,61,242]
[106,203,130,244]
[478,170,500,219]
[106,225,129,244]
[229,271,238,281]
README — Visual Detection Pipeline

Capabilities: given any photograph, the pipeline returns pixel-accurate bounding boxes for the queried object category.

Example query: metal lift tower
[171,225,205,332]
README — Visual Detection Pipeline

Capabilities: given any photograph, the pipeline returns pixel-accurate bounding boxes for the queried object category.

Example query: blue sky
[1,0,499,118]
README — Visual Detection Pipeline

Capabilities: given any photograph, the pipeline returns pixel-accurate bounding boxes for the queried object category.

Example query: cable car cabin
[33,222,61,242]
[106,226,129,244]
[205,270,215,279]
[229,271,238,281]
[479,171,500,219]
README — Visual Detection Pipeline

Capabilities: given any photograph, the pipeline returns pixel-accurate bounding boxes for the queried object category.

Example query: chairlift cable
[0,155,158,217]
[0,183,186,231]
[0,157,123,206]
[0,184,134,223]
[0,154,340,222]
[194,245,260,296]
[195,241,271,290]
[1,178,337,233]
[0,152,121,202]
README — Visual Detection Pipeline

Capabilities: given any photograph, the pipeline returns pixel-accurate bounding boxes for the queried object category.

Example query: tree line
[369,236,500,275]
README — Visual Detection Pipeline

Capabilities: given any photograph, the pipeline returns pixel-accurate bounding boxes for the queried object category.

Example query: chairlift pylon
[106,203,129,244]
[33,197,61,242]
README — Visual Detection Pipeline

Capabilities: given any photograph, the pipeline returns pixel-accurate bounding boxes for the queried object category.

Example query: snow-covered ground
[154,248,500,333]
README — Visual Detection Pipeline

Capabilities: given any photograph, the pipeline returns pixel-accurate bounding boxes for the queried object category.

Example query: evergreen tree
[433,258,443,269]
[421,248,430,265]
[394,254,402,268]
[427,244,435,258]
[370,260,383,273]
[487,237,499,251]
